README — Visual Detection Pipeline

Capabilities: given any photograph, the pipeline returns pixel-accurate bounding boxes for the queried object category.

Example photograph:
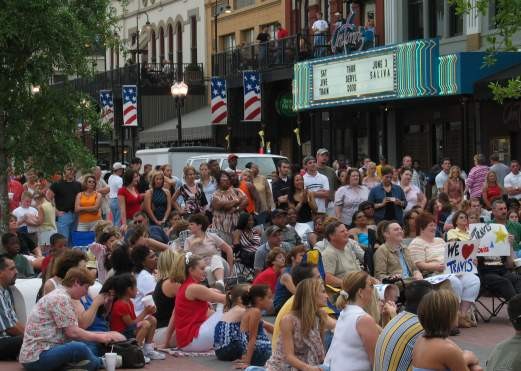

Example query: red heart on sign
[462,244,474,260]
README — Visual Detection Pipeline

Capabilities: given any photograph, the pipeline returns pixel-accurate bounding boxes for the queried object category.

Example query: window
[222,33,236,50]
[234,0,255,10]
[168,25,174,62]
[449,4,463,37]
[150,29,157,63]
[261,23,278,40]
[176,22,183,65]
[190,16,197,64]
[159,27,165,62]
[429,0,444,38]
[241,28,254,44]
[408,0,423,41]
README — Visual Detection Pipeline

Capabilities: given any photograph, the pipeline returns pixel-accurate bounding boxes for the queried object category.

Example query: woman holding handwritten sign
[406,212,480,328]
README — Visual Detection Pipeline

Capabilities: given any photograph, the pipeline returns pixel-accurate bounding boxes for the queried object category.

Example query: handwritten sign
[470,223,510,256]
[444,240,478,274]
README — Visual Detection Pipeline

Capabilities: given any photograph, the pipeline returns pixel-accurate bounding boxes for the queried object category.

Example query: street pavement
[2,297,513,371]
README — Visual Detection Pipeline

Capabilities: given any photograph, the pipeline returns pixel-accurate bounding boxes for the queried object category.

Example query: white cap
[112,162,126,171]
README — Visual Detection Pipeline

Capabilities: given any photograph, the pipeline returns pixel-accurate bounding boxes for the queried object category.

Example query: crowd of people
[2,149,521,370]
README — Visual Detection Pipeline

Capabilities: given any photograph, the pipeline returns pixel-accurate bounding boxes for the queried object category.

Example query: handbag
[107,338,146,368]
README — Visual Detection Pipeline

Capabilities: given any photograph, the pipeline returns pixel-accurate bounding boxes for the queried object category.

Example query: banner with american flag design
[122,85,138,127]
[243,71,261,122]
[211,77,227,124]
[99,90,114,127]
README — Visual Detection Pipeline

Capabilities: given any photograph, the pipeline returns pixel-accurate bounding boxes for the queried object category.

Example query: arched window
[159,27,165,62]
[176,22,183,65]
[151,29,157,63]
[168,24,174,62]
[190,16,197,64]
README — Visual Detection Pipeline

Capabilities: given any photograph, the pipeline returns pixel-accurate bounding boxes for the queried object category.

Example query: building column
[384,0,396,44]
[423,0,430,39]
[443,0,450,38]
[465,0,481,34]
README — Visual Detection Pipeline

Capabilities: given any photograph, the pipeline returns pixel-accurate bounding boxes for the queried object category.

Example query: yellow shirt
[446,228,470,241]
[271,295,294,353]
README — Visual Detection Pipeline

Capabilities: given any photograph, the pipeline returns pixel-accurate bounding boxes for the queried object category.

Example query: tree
[0,0,119,229]
[450,0,521,102]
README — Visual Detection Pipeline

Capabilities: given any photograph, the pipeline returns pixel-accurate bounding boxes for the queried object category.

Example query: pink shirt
[466,165,489,199]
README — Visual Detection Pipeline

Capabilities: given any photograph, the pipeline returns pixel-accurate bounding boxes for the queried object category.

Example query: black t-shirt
[383,190,396,221]
[137,174,149,194]
[257,32,270,43]
[50,180,82,212]
[272,177,291,209]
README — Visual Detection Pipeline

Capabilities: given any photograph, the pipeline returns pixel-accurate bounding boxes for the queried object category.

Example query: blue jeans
[57,211,76,245]
[109,198,121,227]
[22,341,102,371]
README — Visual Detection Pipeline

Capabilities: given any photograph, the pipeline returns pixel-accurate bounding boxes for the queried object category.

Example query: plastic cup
[8,192,13,200]
[142,295,155,308]
[104,352,117,371]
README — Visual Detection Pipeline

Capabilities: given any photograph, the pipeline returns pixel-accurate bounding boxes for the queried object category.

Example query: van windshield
[222,157,280,178]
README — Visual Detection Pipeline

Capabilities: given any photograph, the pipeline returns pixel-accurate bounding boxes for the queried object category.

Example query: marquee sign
[293,39,440,111]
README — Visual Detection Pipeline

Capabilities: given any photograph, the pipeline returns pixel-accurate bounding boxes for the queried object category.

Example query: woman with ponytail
[324,271,381,371]
[173,252,226,352]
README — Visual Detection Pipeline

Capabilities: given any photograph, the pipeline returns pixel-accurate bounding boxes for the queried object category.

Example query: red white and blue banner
[243,71,261,122]
[211,77,227,124]
[99,90,114,127]
[122,85,138,127]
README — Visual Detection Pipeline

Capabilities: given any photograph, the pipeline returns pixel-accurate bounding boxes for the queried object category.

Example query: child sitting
[214,284,250,361]
[110,273,166,361]
[237,284,274,368]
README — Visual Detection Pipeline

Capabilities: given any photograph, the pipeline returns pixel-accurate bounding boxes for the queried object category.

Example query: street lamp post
[171,81,189,146]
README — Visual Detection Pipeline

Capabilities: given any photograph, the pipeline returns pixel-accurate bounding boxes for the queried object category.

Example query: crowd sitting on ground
[2,150,521,370]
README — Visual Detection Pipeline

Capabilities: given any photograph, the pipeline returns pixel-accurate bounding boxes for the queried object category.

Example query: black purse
[107,338,146,368]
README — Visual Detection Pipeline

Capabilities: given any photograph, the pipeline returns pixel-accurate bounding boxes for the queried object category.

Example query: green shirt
[506,221,521,251]
[13,254,34,278]
[486,333,521,371]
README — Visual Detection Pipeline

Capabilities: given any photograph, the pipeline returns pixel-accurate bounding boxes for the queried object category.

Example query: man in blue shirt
[368,166,407,225]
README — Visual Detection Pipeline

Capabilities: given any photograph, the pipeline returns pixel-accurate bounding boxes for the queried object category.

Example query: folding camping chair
[474,285,507,323]
[70,231,96,253]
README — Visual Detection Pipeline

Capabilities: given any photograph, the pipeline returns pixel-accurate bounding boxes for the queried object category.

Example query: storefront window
[490,137,511,164]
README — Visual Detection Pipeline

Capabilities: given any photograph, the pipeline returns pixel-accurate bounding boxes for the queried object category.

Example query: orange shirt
[239,180,256,214]
[78,192,101,223]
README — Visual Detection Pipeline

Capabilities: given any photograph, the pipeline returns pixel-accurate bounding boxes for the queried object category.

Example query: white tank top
[325,304,371,371]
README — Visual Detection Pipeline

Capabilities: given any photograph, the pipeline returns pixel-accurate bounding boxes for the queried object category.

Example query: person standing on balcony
[257,27,270,66]
[312,12,329,57]
[274,23,288,64]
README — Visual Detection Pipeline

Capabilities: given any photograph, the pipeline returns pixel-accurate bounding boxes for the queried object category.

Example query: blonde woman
[482,171,504,210]
[154,250,182,347]
[75,174,102,231]
[143,170,171,225]
[259,278,336,371]
[363,162,380,190]
[325,271,381,371]
[443,166,465,207]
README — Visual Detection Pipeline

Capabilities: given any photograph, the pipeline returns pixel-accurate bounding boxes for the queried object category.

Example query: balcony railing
[212,30,380,77]
[58,62,204,98]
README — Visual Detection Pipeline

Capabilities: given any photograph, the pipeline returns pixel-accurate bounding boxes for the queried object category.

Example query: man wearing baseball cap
[224,154,239,173]
[254,225,291,274]
[108,162,125,227]
[316,148,339,215]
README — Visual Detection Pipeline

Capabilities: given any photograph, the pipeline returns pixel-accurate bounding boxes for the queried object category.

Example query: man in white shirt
[302,155,329,213]
[504,160,521,200]
[312,12,329,57]
[108,162,125,226]
[434,158,451,191]
[489,152,510,188]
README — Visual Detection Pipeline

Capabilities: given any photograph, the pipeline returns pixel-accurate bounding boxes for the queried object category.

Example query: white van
[135,146,225,177]
[187,153,287,180]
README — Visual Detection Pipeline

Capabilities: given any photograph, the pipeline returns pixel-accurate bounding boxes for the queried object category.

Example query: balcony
[211,30,380,79]
[57,62,205,98]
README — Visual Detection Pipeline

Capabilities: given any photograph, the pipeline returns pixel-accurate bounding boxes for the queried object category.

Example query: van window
[190,158,208,170]
[223,157,280,178]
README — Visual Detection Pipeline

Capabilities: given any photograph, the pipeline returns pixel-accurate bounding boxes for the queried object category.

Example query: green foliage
[449,0,521,102]
[0,0,119,175]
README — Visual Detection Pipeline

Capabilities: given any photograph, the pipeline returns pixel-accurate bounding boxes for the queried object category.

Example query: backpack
[108,339,146,368]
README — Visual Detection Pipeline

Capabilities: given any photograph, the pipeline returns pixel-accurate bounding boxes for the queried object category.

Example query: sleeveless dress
[151,187,168,224]
[265,314,325,371]
[241,320,271,366]
[153,278,175,328]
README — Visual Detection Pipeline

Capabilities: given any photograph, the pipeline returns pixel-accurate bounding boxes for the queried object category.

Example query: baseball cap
[271,209,288,218]
[228,153,238,160]
[112,162,126,171]
[265,225,282,236]
[316,148,329,156]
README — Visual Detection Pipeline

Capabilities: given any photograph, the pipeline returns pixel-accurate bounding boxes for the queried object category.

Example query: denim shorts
[121,323,137,339]
[214,340,243,362]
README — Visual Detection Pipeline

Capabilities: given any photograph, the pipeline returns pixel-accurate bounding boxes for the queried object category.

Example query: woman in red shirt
[118,169,144,232]
[482,171,504,210]
[252,247,285,292]
[173,253,226,351]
